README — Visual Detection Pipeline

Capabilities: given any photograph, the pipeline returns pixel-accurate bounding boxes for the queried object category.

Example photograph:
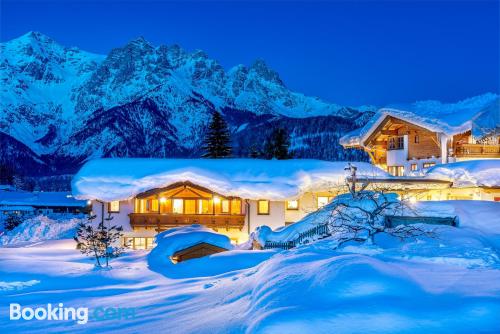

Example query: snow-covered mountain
[0,32,496,175]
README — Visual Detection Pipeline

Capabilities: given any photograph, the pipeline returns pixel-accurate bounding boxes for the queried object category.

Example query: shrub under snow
[0,215,84,246]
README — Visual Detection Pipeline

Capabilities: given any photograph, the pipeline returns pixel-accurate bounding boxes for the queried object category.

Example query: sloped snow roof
[340,94,499,147]
[424,160,500,188]
[71,158,388,201]
[0,191,88,207]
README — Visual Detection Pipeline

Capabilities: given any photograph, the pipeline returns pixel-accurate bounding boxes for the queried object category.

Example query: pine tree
[264,128,292,160]
[202,111,232,158]
[4,214,22,231]
[0,164,15,185]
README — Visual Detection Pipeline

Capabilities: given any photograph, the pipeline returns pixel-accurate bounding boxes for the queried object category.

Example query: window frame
[423,162,436,169]
[172,198,184,214]
[388,166,405,176]
[317,196,330,208]
[108,200,120,213]
[286,200,299,211]
[221,199,230,214]
[410,164,418,171]
[257,200,270,215]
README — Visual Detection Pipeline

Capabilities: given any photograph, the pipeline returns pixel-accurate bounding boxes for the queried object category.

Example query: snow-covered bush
[4,214,23,231]
[0,215,84,245]
[327,191,435,248]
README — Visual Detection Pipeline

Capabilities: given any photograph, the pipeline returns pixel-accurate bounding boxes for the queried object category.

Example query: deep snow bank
[425,159,500,187]
[256,195,500,248]
[148,225,233,265]
[72,158,387,201]
[148,225,277,278]
[0,215,84,246]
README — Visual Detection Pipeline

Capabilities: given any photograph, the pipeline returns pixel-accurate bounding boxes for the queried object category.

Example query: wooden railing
[264,222,331,250]
[129,213,246,231]
[455,144,500,157]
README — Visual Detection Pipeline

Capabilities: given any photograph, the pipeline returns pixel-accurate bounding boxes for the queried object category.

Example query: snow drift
[0,215,84,246]
[425,159,500,187]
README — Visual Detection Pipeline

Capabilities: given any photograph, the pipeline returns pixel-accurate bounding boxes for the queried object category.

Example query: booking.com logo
[9,303,137,324]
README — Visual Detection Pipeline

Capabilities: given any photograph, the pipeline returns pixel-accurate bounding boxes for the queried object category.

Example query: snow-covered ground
[1,202,500,333]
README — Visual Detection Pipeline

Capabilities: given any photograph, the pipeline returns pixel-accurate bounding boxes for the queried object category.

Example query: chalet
[72,158,500,249]
[340,99,500,176]
[0,191,89,216]
[72,158,388,248]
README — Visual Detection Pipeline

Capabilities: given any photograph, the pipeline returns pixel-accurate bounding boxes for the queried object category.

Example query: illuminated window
[146,237,155,249]
[423,162,436,169]
[124,237,155,250]
[134,237,146,250]
[388,166,404,176]
[151,199,159,212]
[221,200,230,213]
[411,164,418,171]
[172,199,183,214]
[286,200,299,210]
[185,199,196,214]
[317,196,330,208]
[257,200,270,215]
[231,199,241,214]
[108,201,120,213]
[414,135,419,143]
[198,199,209,214]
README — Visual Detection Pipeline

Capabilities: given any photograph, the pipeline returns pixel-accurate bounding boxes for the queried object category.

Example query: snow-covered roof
[0,205,35,212]
[71,158,389,201]
[340,94,499,147]
[0,191,88,207]
[424,159,500,188]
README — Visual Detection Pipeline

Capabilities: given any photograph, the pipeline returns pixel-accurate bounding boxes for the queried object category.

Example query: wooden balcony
[455,144,500,158]
[129,213,246,231]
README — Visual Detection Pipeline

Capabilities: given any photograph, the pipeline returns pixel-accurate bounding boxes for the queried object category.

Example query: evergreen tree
[0,164,15,185]
[264,128,292,160]
[248,144,261,158]
[202,111,232,158]
[4,214,22,231]
[74,213,124,268]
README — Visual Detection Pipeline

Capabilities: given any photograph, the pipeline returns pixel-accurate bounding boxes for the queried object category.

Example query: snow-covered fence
[263,222,331,250]
[263,240,296,250]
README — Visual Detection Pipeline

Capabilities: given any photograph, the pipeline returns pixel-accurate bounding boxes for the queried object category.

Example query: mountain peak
[18,31,54,44]
[127,36,154,50]
[249,59,283,85]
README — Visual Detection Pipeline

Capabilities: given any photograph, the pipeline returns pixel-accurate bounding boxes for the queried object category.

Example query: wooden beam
[381,130,398,136]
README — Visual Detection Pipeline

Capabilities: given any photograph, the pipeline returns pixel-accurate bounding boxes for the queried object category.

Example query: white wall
[386,135,408,167]
[245,200,285,232]
[91,199,134,232]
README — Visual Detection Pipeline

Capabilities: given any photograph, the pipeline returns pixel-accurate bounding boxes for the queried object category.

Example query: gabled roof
[340,95,499,148]
[0,191,88,207]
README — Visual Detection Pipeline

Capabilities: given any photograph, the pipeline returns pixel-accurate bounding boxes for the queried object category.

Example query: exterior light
[160,197,167,203]
[409,197,417,204]
[213,196,221,204]
[86,200,92,205]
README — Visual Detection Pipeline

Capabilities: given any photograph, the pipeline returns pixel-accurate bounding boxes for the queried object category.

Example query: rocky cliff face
[3,32,493,176]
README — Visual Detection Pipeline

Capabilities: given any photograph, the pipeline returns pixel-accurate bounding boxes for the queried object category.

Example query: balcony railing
[129,213,246,231]
[455,144,500,158]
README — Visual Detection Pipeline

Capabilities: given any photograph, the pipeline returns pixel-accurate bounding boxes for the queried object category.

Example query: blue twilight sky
[0,0,498,106]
